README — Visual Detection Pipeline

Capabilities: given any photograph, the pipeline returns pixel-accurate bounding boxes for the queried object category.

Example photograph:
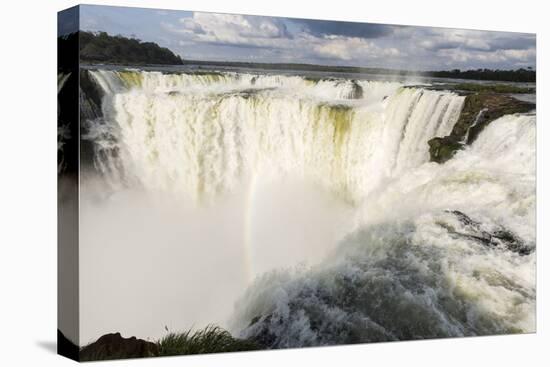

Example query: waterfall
[464,107,489,143]
[83,69,464,203]
[231,113,536,346]
[77,68,535,344]
[58,72,71,174]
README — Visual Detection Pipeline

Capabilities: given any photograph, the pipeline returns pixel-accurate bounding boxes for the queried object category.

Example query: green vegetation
[453,83,534,94]
[428,68,535,83]
[157,325,260,356]
[79,31,183,65]
[77,325,260,361]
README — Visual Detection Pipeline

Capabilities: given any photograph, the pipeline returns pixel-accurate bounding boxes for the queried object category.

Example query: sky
[77,4,536,71]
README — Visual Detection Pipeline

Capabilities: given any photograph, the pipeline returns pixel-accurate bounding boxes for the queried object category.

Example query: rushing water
[83,70,465,203]
[73,68,535,345]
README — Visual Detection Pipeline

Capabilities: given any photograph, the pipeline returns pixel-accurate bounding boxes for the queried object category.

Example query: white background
[0,0,547,365]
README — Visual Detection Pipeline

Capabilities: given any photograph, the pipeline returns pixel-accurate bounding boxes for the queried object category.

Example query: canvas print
[58,4,536,361]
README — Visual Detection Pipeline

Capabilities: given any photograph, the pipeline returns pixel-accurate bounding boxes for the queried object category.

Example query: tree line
[426,68,535,83]
[59,31,535,82]
[79,31,183,65]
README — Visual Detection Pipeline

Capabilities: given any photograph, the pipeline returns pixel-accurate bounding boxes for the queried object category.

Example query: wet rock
[349,80,364,99]
[448,210,480,227]
[79,69,103,116]
[428,136,463,164]
[80,332,159,361]
[439,210,533,255]
[428,93,534,163]
[492,229,532,256]
[247,315,278,348]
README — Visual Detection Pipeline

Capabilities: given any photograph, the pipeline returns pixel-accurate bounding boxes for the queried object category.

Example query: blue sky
[77,4,536,70]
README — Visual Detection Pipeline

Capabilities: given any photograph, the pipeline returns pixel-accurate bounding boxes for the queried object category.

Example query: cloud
[168,13,291,47]
[292,19,394,39]
[310,35,401,61]
[156,10,535,69]
[435,46,535,68]
[487,35,535,51]
[164,13,404,64]
[417,28,535,53]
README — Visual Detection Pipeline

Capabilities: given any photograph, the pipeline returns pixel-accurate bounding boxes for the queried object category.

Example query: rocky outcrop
[427,137,463,164]
[349,80,364,99]
[79,69,111,171]
[438,210,532,255]
[428,93,534,163]
[79,69,103,121]
[80,332,159,361]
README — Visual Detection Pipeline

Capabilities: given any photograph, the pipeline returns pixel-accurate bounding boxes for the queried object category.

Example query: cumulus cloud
[435,46,535,69]
[163,13,406,64]
[84,5,536,70]
[418,29,491,51]
[167,13,290,47]
[311,35,401,61]
[417,28,535,54]
[384,25,535,69]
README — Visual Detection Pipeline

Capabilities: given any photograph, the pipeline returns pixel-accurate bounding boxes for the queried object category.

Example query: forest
[79,31,183,65]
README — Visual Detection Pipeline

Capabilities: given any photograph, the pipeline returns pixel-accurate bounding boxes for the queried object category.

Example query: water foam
[231,113,536,346]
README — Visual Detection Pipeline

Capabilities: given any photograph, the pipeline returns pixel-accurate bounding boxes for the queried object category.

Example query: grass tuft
[157,325,260,356]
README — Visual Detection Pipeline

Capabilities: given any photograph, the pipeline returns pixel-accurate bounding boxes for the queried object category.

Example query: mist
[79,175,352,344]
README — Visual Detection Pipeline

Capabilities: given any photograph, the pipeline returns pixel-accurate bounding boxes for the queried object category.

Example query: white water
[85,70,464,203]
[233,113,536,346]
[78,69,535,345]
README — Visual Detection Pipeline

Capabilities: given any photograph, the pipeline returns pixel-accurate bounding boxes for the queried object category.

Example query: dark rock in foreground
[428,93,534,163]
[80,332,159,361]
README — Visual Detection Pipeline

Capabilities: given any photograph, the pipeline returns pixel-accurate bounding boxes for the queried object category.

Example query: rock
[79,69,103,112]
[448,210,479,227]
[247,314,278,348]
[492,229,532,256]
[439,210,533,255]
[451,93,534,144]
[428,93,534,163]
[349,80,364,99]
[80,332,159,361]
[428,136,463,164]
